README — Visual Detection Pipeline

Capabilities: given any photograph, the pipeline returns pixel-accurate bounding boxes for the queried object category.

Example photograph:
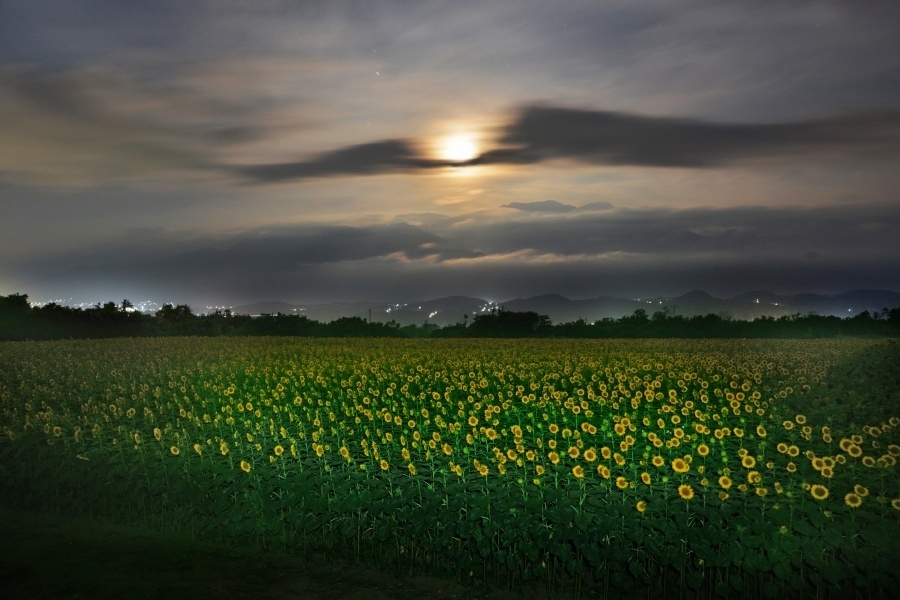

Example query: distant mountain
[234,289,900,325]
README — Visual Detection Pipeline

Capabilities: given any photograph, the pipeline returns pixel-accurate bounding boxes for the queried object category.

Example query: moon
[439,134,478,162]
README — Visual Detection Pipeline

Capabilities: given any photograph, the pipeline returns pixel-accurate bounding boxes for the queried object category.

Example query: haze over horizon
[2,1,899,309]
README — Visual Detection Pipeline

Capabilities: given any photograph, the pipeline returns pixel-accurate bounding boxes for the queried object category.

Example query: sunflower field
[1,337,898,597]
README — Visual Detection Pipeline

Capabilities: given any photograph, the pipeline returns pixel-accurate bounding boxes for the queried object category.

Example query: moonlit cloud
[1,1,898,306]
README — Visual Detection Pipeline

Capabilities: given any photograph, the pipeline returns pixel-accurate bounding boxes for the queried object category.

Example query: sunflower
[572,465,585,479]
[854,484,869,497]
[601,447,612,459]
[193,443,202,455]
[636,500,647,513]
[820,467,834,478]
[844,493,862,508]
[718,475,732,490]
[756,425,767,438]
[275,445,285,457]
[597,464,611,479]
[535,465,545,476]
[678,484,694,500]
[443,443,453,456]
[549,423,559,434]
[616,476,629,490]
[839,438,853,452]
[776,443,788,454]
[408,463,417,475]
[583,448,598,462]
[671,458,690,473]
[810,484,829,500]
[652,455,665,468]
[697,444,710,457]
[893,499,900,510]
[568,446,580,459]
[548,439,557,449]
[812,458,826,470]
[795,414,806,425]
[787,445,800,457]
[747,471,761,485]
[219,441,229,456]
[782,420,794,431]
[718,491,729,501]
[862,456,876,467]
[548,451,560,465]
[240,460,251,473]
[170,445,180,456]
[849,444,865,458]
[380,459,389,471]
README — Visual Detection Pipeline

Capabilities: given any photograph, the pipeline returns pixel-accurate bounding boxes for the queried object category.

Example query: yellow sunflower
[844,493,862,508]
[678,484,694,500]
[810,484,829,500]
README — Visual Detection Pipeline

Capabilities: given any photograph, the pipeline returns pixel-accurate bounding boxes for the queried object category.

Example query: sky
[2,0,899,309]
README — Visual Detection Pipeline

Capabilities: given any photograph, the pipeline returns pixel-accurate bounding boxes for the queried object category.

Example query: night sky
[2,1,899,308]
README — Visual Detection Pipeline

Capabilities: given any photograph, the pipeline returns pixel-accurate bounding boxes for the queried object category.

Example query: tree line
[1,293,899,341]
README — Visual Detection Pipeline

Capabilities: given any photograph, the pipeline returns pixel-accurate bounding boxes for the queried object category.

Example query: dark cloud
[483,105,900,168]
[580,202,614,211]
[504,200,577,213]
[232,106,900,183]
[12,203,899,306]
[235,139,461,183]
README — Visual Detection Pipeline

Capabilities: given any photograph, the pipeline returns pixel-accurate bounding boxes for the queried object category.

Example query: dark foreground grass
[0,504,493,600]
[0,504,599,600]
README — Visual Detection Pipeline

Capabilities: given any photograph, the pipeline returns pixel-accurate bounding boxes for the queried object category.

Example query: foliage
[2,293,900,340]
[1,337,898,597]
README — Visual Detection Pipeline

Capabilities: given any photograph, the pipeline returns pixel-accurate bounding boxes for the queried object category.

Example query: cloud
[504,200,577,213]
[231,105,900,183]
[0,65,218,184]
[503,200,615,213]
[11,202,900,305]
[236,139,435,182]
[580,201,614,211]
[481,105,900,168]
